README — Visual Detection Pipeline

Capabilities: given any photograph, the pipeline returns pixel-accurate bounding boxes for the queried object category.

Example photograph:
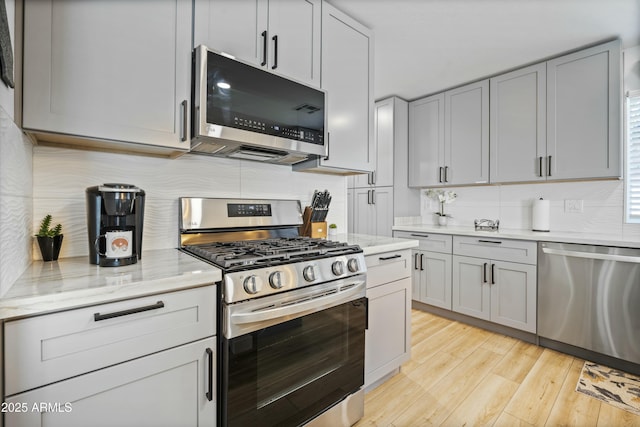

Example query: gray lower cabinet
[4,338,216,427]
[413,250,452,310]
[394,231,453,309]
[364,250,411,388]
[3,286,216,426]
[452,236,537,333]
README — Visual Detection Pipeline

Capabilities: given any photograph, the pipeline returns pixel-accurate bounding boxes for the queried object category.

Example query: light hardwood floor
[357,309,640,427]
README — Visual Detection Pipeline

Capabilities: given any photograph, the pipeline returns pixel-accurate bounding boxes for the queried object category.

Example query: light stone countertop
[392,224,640,248]
[1,235,420,321]
[340,233,419,255]
[0,249,222,320]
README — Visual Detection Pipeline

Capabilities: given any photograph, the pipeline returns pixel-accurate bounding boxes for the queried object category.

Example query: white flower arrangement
[425,189,457,217]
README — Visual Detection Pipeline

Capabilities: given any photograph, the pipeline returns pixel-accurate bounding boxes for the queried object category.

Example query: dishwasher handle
[542,247,640,264]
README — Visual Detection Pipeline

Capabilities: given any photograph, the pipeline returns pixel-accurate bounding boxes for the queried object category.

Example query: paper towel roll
[532,198,550,232]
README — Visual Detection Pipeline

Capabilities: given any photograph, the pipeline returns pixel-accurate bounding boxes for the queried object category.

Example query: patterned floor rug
[576,361,640,415]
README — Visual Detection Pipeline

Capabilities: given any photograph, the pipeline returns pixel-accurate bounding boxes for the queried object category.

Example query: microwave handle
[324,132,330,161]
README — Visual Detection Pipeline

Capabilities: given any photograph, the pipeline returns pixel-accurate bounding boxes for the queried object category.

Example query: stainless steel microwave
[191,45,327,165]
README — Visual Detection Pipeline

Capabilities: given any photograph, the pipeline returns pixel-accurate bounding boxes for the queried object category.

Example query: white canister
[532,198,550,232]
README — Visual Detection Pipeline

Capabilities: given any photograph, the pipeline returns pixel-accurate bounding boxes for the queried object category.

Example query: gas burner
[183,237,360,271]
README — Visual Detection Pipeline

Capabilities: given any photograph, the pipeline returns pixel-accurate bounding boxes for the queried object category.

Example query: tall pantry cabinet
[349,97,408,236]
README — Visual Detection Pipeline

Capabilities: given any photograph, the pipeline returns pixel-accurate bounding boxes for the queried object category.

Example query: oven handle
[230,281,366,326]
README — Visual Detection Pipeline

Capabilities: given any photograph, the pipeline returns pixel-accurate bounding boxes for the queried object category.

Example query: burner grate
[183,237,360,271]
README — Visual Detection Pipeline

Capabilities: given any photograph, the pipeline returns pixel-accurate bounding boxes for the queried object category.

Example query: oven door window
[222,297,366,427]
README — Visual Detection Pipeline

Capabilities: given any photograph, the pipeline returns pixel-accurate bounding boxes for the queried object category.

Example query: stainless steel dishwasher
[538,242,640,370]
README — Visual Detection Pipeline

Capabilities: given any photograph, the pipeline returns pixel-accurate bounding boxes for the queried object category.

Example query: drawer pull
[478,240,502,244]
[206,348,214,402]
[410,233,429,238]
[379,254,402,261]
[93,301,165,321]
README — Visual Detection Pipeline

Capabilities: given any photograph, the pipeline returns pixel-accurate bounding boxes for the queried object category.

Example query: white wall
[0,0,33,297]
[32,146,347,260]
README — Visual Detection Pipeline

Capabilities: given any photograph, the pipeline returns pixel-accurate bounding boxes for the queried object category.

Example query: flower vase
[438,216,448,226]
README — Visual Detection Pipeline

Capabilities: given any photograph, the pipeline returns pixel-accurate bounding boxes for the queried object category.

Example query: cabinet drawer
[453,236,537,264]
[394,231,452,254]
[365,250,411,288]
[5,286,216,395]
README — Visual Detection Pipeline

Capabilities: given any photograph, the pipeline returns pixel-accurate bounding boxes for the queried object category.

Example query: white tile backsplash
[419,180,639,237]
[32,146,348,258]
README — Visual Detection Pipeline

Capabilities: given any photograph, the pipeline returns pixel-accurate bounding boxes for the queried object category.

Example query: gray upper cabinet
[193,0,321,87]
[409,80,489,187]
[546,39,621,180]
[408,94,445,187]
[308,2,374,173]
[490,63,547,183]
[22,0,192,153]
[445,80,490,185]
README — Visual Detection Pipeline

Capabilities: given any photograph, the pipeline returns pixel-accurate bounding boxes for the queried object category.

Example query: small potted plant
[35,214,63,261]
[328,223,338,238]
[425,189,457,226]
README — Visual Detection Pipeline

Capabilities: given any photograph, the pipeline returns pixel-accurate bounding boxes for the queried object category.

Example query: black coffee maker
[86,184,145,267]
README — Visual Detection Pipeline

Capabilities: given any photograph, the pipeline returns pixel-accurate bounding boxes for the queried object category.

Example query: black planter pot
[37,235,63,261]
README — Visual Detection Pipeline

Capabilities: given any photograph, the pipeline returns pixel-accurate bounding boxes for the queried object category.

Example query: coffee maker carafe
[86,184,145,267]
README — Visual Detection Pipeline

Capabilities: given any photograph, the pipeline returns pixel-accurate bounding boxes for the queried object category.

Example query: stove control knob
[269,271,284,289]
[347,258,360,273]
[303,265,316,282]
[243,275,262,294]
[332,260,345,276]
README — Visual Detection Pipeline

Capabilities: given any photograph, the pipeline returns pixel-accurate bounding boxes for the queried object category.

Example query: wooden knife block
[301,206,327,238]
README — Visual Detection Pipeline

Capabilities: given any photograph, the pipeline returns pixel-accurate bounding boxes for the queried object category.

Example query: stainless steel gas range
[179,197,367,427]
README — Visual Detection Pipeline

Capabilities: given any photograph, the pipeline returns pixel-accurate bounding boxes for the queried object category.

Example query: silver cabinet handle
[444,166,449,183]
[180,100,188,142]
[371,189,375,204]
[371,170,376,185]
[541,247,640,263]
[439,167,443,183]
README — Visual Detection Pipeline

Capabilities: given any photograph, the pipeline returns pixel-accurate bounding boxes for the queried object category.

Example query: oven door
[221,278,367,427]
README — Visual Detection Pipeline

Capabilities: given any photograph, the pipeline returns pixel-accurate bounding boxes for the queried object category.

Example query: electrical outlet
[564,199,584,213]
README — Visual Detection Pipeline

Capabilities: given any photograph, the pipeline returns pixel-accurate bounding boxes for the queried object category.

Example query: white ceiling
[328,0,640,101]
